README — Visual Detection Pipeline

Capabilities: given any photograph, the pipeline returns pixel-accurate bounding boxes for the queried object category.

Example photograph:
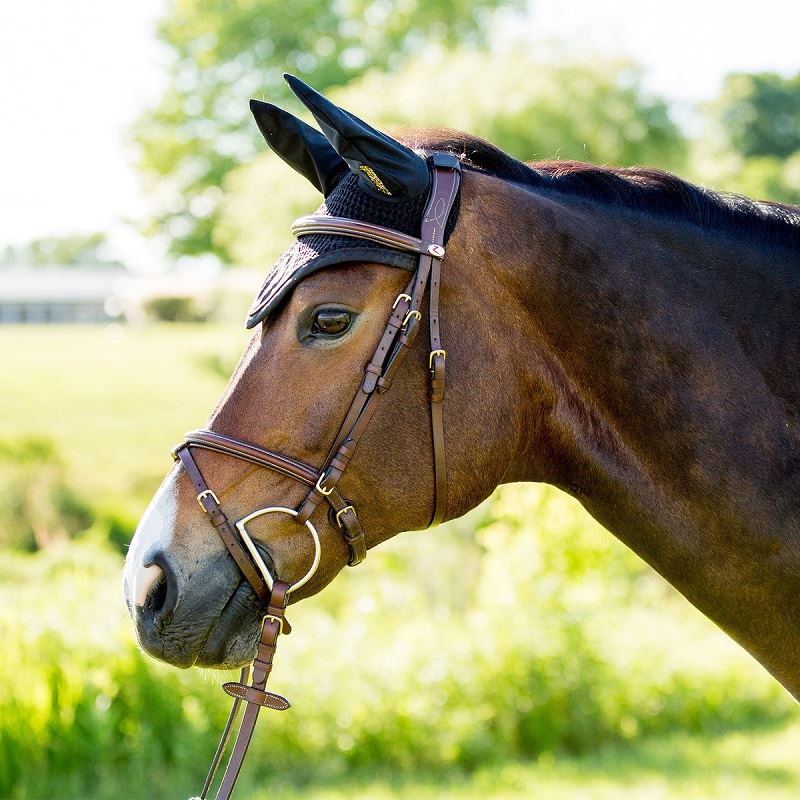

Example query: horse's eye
[311,309,352,337]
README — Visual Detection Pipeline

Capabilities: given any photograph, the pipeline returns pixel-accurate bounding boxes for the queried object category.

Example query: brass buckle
[429,349,446,368]
[403,309,422,327]
[196,489,219,508]
[263,613,288,635]
[315,472,334,496]
[392,293,412,309]
[335,504,355,528]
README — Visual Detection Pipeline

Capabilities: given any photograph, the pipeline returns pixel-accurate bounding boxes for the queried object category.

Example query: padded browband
[292,215,446,258]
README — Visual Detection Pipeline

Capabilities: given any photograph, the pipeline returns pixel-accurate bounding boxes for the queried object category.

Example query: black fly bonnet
[245,75,460,328]
[247,171,460,326]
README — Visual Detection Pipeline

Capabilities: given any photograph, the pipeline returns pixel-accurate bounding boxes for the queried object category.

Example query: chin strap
[193,580,291,800]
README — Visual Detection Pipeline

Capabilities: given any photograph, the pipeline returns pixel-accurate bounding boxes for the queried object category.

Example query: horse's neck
[503,190,800,697]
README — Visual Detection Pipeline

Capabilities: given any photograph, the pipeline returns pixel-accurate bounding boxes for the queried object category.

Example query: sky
[0,0,798,268]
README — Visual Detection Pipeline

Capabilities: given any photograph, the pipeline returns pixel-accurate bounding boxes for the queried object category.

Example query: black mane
[411,130,800,252]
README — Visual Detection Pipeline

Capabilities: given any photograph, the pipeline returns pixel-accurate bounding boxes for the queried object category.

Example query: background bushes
[0,437,92,551]
[1,483,793,799]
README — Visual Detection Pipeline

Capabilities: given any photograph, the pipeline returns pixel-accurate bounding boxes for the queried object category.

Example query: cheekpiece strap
[295,154,461,529]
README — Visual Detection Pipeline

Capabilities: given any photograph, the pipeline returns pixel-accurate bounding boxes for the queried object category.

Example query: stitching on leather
[186,437,318,482]
[226,685,287,710]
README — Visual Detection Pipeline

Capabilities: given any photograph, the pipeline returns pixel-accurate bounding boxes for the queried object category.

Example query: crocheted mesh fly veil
[245,169,459,328]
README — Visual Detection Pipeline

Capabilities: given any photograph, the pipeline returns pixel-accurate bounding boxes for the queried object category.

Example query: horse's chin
[194,580,263,669]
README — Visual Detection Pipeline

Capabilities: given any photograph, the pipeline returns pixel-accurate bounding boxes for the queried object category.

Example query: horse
[124,74,800,723]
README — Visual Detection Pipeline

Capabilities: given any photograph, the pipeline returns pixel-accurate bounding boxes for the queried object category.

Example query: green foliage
[724,152,800,205]
[336,52,686,168]
[691,71,800,205]
[0,436,142,557]
[0,231,123,268]
[0,437,93,551]
[2,485,796,797]
[0,541,217,798]
[142,294,210,323]
[713,72,800,160]
[135,0,524,260]
[217,51,687,269]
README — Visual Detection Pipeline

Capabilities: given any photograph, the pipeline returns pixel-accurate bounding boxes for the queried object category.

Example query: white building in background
[0,265,127,323]
[0,263,262,324]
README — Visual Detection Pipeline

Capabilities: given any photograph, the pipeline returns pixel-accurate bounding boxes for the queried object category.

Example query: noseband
[173,154,461,799]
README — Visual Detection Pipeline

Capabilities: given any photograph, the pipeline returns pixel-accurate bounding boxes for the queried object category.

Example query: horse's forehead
[290,260,401,302]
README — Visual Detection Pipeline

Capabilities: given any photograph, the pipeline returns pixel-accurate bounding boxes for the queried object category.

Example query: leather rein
[174,154,461,799]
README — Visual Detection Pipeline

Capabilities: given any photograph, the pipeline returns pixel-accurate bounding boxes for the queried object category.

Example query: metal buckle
[427,243,446,258]
[392,293,412,309]
[335,504,355,528]
[403,309,422,327]
[196,489,219,508]
[429,349,446,368]
[315,472,334,496]
[263,613,288,635]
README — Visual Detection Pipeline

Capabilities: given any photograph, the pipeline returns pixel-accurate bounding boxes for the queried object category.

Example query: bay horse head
[124,74,800,722]
[123,76,525,669]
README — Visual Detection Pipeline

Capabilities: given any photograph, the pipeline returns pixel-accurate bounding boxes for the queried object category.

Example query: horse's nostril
[133,563,164,608]
[135,555,179,631]
[146,573,169,615]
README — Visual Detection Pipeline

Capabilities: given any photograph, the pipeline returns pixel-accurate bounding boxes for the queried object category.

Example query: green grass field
[2,535,798,800]
[0,324,248,514]
[2,323,799,799]
[258,724,800,800]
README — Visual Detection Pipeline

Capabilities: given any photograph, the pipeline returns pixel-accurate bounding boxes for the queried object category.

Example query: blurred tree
[135,0,525,261]
[714,72,800,160]
[217,51,687,269]
[691,72,800,205]
[0,232,123,269]
[726,152,800,204]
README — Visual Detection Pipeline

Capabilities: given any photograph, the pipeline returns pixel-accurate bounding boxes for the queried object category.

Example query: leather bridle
[173,153,461,799]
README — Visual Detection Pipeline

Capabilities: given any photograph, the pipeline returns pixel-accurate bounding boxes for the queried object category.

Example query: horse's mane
[409,129,800,252]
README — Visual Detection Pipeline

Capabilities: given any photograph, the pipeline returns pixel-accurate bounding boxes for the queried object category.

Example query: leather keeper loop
[222,683,291,711]
[295,496,319,525]
[362,372,379,393]
[330,455,350,473]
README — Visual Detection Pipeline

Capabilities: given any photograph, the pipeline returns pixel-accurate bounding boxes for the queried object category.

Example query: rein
[173,154,462,799]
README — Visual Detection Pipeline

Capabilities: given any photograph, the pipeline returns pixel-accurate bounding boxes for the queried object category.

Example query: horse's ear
[284,73,430,201]
[249,99,347,195]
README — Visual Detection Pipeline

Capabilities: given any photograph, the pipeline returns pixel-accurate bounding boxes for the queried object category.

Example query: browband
[292,215,446,258]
